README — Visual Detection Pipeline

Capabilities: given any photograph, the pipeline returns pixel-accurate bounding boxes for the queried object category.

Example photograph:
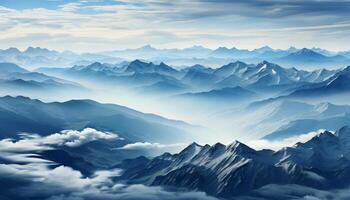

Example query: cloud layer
[0,127,218,200]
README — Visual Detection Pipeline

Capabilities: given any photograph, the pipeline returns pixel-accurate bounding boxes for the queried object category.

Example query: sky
[0,0,350,52]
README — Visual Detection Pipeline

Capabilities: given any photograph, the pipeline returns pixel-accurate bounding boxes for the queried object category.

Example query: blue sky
[0,0,350,52]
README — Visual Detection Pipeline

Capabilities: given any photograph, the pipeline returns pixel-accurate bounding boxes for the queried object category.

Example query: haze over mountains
[1,55,350,142]
[1,46,350,200]
[1,45,350,70]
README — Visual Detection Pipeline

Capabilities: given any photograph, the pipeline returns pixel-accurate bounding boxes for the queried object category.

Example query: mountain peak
[24,46,52,53]
[177,142,203,159]
[188,142,201,148]
[180,142,202,152]
[3,47,20,54]
[159,62,168,67]
[297,130,336,148]
[287,46,298,51]
[188,45,206,50]
[130,59,147,65]
[335,126,350,139]
[83,62,107,71]
[215,47,230,52]
[260,60,272,65]
[227,140,254,153]
[256,60,279,70]
[1,95,38,103]
[89,61,103,66]
[140,45,156,50]
[295,48,323,56]
[254,46,273,53]
[232,60,247,65]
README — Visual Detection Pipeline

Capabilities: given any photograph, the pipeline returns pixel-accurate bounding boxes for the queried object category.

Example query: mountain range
[37,59,350,98]
[242,100,350,140]
[0,47,123,69]
[0,62,84,96]
[117,126,350,199]
[1,46,350,69]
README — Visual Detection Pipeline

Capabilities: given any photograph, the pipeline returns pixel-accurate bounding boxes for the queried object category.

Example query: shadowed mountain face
[118,127,350,198]
[0,62,85,97]
[0,62,29,73]
[235,99,350,140]
[0,96,196,143]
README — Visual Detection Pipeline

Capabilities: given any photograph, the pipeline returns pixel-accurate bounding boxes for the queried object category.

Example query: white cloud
[0,160,218,200]
[119,142,186,150]
[247,129,327,151]
[0,128,119,153]
[43,128,118,147]
[0,128,119,163]
[59,3,82,12]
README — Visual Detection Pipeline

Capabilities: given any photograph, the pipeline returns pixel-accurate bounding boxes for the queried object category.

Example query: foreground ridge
[118,126,350,198]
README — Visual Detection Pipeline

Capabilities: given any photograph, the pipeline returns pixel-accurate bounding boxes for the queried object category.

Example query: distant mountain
[118,126,350,198]
[339,50,350,58]
[276,48,349,69]
[240,99,350,140]
[260,100,314,122]
[302,68,338,82]
[253,45,274,54]
[0,62,29,73]
[289,66,350,97]
[103,45,213,60]
[256,100,350,140]
[138,80,189,95]
[1,46,349,69]
[125,60,181,78]
[264,113,350,140]
[213,61,250,78]
[0,47,124,69]
[0,62,84,95]
[311,47,336,56]
[210,47,234,57]
[181,64,214,74]
[0,96,196,143]
[180,86,256,102]
[0,78,81,93]
[181,69,219,89]
[180,60,314,91]
[212,61,322,92]
[38,60,343,97]
[282,48,328,61]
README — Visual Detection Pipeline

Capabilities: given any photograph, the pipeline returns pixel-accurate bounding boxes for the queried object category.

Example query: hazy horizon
[1,44,350,54]
[1,0,350,52]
